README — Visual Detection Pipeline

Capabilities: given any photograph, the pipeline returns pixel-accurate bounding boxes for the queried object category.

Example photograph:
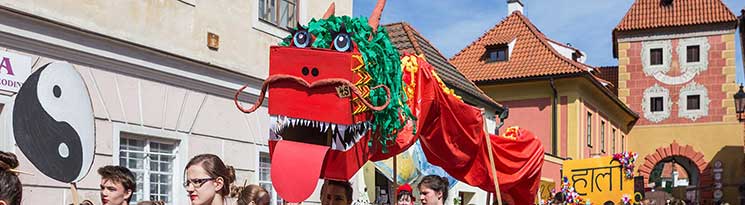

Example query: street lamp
[734,85,745,121]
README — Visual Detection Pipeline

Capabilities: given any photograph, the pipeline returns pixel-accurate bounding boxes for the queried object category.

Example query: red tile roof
[596,66,619,95]
[449,12,590,82]
[615,0,738,32]
[449,12,637,119]
[383,22,503,110]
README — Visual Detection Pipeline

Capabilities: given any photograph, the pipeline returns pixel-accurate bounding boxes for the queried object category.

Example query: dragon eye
[332,33,352,52]
[293,30,312,48]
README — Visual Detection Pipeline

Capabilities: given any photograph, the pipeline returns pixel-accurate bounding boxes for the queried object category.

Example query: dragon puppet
[235,1,544,204]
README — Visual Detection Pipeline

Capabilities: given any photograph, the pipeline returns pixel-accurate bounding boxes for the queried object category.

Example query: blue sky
[354,0,745,83]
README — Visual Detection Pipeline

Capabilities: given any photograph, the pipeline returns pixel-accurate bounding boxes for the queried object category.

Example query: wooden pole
[482,109,503,205]
[70,183,80,205]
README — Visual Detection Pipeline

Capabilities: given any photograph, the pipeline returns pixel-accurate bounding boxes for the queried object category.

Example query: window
[572,52,581,61]
[600,121,606,153]
[686,95,700,110]
[612,129,617,154]
[120,135,177,204]
[259,0,296,30]
[486,45,508,62]
[686,45,700,63]
[650,48,663,65]
[259,152,283,205]
[651,97,664,112]
[586,112,592,147]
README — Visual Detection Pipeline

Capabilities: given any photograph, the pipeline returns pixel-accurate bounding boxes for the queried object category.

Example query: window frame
[650,48,663,65]
[485,44,509,63]
[600,121,606,153]
[686,45,700,63]
[256,146,284,205]
[686,95,701,110]
[258,0,297,31]
[112,123,189,205]
[586,112,592,148]
[611,128,617,154]
[253,0,306,39]
[650,97,664,112]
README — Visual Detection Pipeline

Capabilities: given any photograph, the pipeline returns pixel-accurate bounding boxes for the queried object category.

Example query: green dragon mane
[281,16,414,151]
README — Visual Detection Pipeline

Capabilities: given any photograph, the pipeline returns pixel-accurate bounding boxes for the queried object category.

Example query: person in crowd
[396,184,415,205]
[417,175,449,205]
[184,154,235,205]
[320,180,353,205]
[0,151,21,205]
[236,184,270,205]
[98,165,137,205]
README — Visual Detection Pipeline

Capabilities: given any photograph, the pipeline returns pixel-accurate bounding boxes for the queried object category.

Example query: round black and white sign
[12,61,95,183]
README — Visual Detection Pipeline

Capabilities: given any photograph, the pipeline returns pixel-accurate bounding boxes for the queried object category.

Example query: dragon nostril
[311,68,319,76]
[302,67,309,76]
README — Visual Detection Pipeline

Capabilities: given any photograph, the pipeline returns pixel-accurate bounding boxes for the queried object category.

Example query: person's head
[320,180,353,205]
[236,184,270,205]
[98,165,136,205]
[0,152,21,205]
[417,175,449,205]
[184,154,235,205]
[396,184,415,205]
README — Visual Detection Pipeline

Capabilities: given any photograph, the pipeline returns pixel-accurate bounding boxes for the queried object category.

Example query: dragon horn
[367,0,386,34]
[322,2,335,19]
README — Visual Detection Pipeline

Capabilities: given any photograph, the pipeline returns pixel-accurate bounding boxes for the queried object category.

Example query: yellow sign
[562,157,634,204]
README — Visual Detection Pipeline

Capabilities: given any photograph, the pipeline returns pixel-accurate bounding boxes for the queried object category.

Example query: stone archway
[637,141,708,186]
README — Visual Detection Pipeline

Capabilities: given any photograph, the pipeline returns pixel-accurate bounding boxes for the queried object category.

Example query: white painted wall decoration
[642,84,672,123]
[641,40,673,76]
[676,37,710,74]
[677,81,710,121]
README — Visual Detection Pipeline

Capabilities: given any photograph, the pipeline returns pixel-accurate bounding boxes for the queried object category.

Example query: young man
[320,180,352,205]
[98,165,136,205]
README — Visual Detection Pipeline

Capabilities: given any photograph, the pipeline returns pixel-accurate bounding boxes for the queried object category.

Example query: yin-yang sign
[12,61,95,183]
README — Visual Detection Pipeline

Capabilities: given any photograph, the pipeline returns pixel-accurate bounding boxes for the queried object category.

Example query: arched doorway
[638,142,708,203]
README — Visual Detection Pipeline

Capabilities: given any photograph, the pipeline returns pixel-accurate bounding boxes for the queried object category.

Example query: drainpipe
[550,78,558,156]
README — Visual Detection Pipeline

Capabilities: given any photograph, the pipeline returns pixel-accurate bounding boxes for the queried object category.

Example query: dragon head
[235,0,413,202]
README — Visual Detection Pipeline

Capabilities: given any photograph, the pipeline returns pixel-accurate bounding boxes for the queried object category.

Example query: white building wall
[0,0,353,204]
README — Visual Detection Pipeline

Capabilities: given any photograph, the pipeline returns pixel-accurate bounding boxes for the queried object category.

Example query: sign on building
[562,157,635,204]
[0,50,32,93]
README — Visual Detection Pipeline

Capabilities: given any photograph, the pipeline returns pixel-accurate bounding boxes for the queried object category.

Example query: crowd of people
[0,151,451,205]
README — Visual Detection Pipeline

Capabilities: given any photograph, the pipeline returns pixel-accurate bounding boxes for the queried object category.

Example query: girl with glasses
[184,154,236,205]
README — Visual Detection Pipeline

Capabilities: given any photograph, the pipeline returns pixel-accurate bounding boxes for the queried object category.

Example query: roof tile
[449,12,589,82]
[615,0,737,31]
[383,22,503,109]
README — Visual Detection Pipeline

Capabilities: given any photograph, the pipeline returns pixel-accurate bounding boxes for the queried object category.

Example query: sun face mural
[235,1,546,204]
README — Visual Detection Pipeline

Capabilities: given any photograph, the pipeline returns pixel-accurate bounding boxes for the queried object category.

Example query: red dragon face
[232,0,404,202]
[265,45,377,201]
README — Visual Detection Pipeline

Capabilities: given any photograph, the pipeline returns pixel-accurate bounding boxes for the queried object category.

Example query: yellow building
[612,0,743,203]
[449,0,638,202]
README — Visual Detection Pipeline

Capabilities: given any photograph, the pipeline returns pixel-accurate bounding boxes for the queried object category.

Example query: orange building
[612,0,743,203]
[449,0,638,200]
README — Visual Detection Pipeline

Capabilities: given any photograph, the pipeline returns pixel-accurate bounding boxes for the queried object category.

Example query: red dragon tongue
[271,140,330,203]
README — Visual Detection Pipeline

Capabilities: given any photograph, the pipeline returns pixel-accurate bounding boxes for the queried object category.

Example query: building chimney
[507,0,523,14]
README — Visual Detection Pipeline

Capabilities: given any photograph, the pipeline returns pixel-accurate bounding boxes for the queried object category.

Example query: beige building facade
[0,0,352,204]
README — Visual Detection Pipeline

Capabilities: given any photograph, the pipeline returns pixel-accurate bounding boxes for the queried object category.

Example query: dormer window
[486,45,508,62]
[572,52,580,61]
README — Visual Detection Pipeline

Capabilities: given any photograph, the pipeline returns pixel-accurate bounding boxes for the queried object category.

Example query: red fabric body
[371,56,544,204]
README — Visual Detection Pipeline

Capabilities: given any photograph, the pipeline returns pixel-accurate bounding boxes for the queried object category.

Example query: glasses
[183,177,215,188]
